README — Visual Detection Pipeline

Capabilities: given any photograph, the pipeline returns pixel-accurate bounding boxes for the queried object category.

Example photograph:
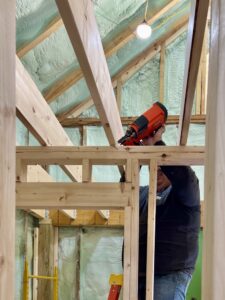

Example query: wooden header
[17,146,205,166]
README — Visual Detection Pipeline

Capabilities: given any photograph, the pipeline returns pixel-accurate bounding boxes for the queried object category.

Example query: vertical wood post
[146,160,158,300]
[33,228,39,300]
[130,159,140,299]
[0,2,15,297]
[38,219,54,299]
[202,0,225,299]
[159,43,166,103]
[123,206,132,299]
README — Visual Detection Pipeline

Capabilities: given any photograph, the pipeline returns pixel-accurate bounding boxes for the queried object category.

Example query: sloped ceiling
[16,0,190,118]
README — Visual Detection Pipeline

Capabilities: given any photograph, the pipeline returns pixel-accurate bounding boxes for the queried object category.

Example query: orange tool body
[118,102,168,145]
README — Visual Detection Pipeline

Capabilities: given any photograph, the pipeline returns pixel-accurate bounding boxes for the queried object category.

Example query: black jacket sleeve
[155,140,200,207]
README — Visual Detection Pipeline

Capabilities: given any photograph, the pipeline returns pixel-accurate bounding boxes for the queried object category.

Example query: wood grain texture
[56,0,123,145]
[16,145,205,166]
[0,2,15,299]
[16,57,82,182]
[130,159,140,298]
[178,0,209,145]
[202,0,225,299]
[146,160,157,299]
[16,182,131,209]
[38,220,54,299]
[61,114,206,127]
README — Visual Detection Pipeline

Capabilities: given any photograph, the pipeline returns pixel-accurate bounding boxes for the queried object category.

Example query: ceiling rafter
[178,0,209,145]
[56,0,123,145]
[57,18,188,122]
[61,115,206,127]
[44,0,182,103]
[16,56,82,182]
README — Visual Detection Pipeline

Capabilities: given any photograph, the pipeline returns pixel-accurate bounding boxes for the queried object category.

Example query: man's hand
[142,126,165,145]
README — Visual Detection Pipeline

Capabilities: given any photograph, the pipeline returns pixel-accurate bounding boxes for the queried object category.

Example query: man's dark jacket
[139,143,200,275]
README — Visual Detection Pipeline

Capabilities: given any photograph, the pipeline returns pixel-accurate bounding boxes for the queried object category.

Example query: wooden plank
[61,114,206,127]
[57,97,93,122]
[17,16,63,58]
[130,159,140,298]
[16,56,82,182]
[123,206,132,299]
[202,0,225,299]
[56,0,123,145]
[57,19,188,122]
[0,2,15,296]
[178,0,209,145]
[16,146,205,166]
[16,183,131,209]
[146,160,157,299]
[82,159,92,183]
[33,228,39,300]
[38,219,54,299]
[159,43,166,103]
[116,78,123,113]
[53,227,58,268]
[44,0,183,103]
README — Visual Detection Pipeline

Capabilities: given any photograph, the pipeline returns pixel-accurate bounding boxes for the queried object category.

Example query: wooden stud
[82,159,92,183]
[38,219,54,299]
[116,78,123,113]
[56,0,124,145]
[202,0,225,298]
[123,206,132,300]
[146,160,158,299]
[178,0,210,145]
[130,159,140,299]
[33,228,39,300]
[53,227,58,268]
[0,4,15,295]
[17,16,63,58]
[159,43,166,103]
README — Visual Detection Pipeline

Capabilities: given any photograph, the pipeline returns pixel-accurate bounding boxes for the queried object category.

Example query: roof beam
[44,0,182,103]
[17,16,63,58]
[61,114,206,127]
[178,0,209,145]
[16,56,82,182]
[56,0,123,145]
[57,19,188,122]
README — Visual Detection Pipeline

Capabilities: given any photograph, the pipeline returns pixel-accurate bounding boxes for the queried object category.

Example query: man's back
[139,166,200,275]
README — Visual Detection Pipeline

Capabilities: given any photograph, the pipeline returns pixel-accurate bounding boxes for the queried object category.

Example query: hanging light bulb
[136,0,152,40]
[136,21,152,39]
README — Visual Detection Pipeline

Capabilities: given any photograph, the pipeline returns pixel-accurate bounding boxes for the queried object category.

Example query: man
[138,126,200,299]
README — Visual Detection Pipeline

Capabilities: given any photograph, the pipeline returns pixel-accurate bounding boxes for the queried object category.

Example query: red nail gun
[118,102,168,145]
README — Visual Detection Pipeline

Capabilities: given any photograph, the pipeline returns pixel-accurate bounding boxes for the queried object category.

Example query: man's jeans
[138,271,192,300]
